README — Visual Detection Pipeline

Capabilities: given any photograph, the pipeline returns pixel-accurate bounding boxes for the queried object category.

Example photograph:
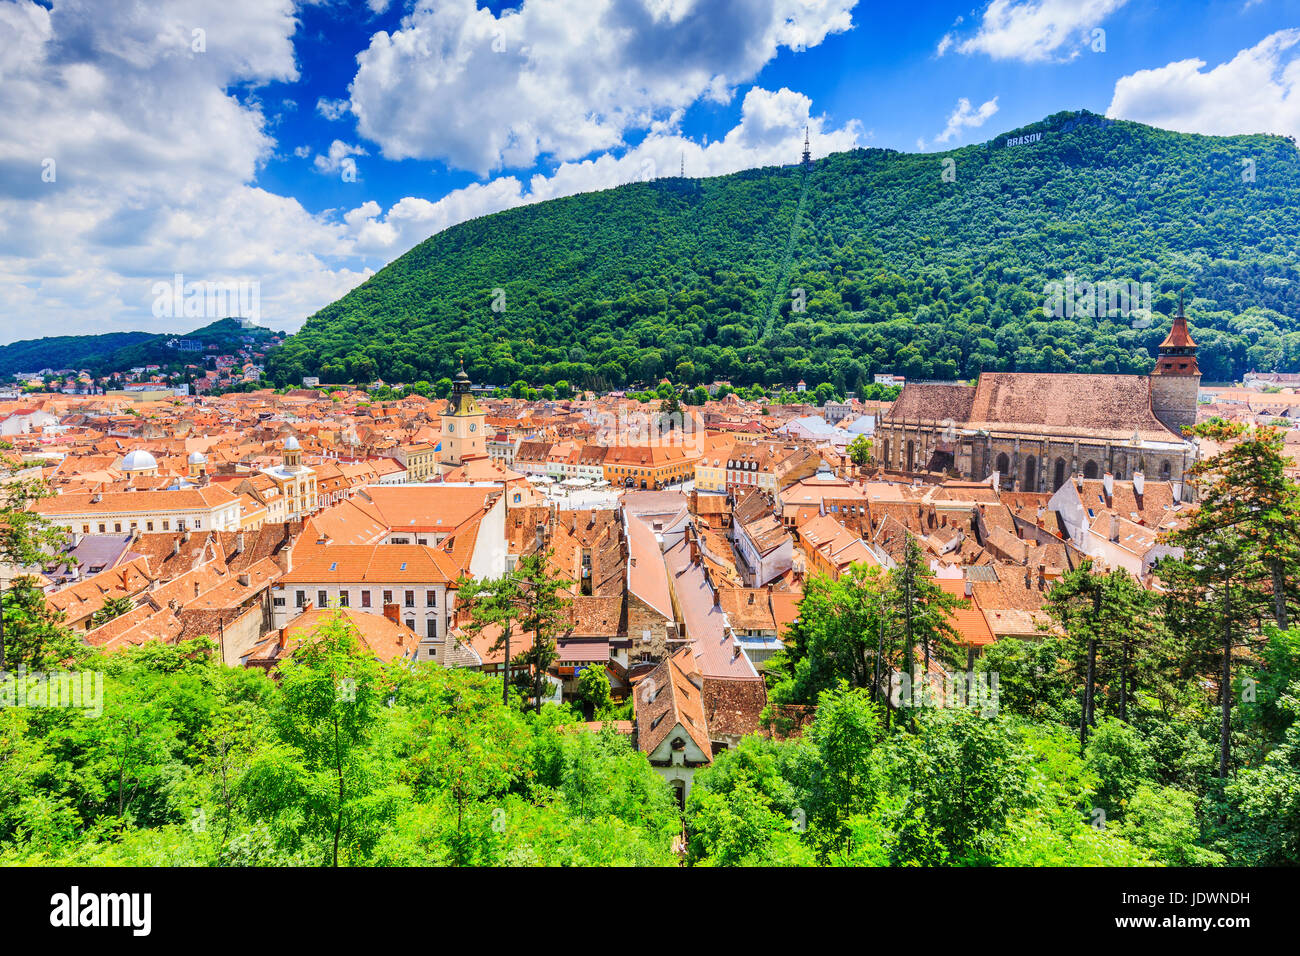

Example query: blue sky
[2,0,1299,342]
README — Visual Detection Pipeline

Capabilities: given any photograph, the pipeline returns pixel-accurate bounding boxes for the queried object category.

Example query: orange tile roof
[281,544,460,584]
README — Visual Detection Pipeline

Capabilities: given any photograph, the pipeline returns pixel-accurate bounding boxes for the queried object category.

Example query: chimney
[1037,564,1046,590]
[964,578,973,598]
[237,572,250,587]
[1109,513,1121,542]
[193,581,201,598]
[1132,471,1144,496]
[235,532,245,554]
[535,522,546,552]
[688,537,699,565]
[712,588,721,608]
[1102,472,1114,500]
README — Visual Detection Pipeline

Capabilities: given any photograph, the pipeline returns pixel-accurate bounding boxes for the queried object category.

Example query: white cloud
[312,140,368,178]
[0,0,374,340]
[348,0,857,175]
[924,96,1000,148]
[1106,29,1300,140]
[315,96,351,121]
[940,0,1125,63]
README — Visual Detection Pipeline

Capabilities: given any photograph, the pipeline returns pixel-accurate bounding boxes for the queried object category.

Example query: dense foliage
[268,111,1300,390]
[0,626,681,866]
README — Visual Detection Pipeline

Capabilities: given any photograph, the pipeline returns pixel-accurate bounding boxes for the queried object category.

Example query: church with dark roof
[873,308,1200,499]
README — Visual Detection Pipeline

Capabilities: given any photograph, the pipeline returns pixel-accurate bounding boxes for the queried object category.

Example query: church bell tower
[1149,299,1200,437]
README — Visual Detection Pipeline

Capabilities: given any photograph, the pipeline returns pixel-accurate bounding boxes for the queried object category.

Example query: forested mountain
[267,110,1300,390]
[0,319,280,378]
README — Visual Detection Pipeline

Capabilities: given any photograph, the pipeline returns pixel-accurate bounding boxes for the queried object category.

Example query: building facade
[872,311,1200,497]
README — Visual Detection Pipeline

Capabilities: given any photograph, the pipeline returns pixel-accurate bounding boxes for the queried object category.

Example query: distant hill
[1,319,281,378]
[0,331,156,378]
[258,109,1295,389]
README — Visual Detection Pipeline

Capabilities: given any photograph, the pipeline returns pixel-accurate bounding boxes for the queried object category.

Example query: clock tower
[441,364,486,468]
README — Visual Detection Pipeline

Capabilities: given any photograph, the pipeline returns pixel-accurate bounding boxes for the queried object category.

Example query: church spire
[1154,295,1198,375]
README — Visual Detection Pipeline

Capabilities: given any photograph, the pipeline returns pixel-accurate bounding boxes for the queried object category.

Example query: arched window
[1160,461,1171,480]
[1083,460,1099,479]
[906,440,916,471]
[1053,457,1067,491]
[995,452,1010,477]
[1023,455,1037,492]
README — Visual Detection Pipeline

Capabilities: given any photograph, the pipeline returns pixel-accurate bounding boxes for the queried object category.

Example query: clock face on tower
[469,423,477,432]
[447,423,454,433]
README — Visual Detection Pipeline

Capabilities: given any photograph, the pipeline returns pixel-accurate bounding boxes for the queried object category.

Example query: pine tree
[1180,421,1300,629]
[887,537,962,717]
[457,550,571,711]
[1044,560,1164,749]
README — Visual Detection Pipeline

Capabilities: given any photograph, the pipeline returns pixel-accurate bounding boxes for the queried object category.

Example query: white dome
[188,451,207,464]
[283,435,300,450]
[121,449,158,472]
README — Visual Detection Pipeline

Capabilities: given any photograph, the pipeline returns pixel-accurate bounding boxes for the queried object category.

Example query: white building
[272,544,460,662]
[33,485,242,534]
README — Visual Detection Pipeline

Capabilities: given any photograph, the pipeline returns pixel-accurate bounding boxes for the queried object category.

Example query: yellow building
[259,436,317,520]
[399,443,439,482]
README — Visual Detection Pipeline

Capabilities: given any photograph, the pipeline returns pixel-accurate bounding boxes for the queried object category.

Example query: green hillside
[268,110,1300,390]
[1,318,280,378]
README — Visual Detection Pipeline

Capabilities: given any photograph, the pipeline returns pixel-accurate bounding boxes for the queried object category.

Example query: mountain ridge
[268,110,1300,388]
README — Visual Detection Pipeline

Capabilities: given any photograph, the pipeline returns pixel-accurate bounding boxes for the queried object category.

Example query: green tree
[1180,421,1300,628]
[888,536,962,692]
[457,551,572,710]
[256,616,400,865]
[1,577,87,669]
[1044,560,1165,745]
[576,664,612,720]
[0,441,70,669]
[1160,524,1261,780]
[847,433,872,467]
[765,564,890,713]
[90,595,136,629]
